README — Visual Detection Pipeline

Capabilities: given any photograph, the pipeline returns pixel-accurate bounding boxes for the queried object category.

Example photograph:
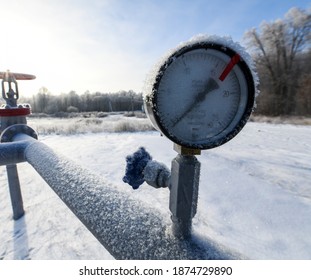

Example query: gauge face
[146,43,255,149]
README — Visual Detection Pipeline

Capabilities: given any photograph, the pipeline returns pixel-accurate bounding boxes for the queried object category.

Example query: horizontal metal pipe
[0,140,29,166]
[10,133,239,260]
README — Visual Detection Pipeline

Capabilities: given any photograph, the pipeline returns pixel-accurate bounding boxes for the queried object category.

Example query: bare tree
[244,7,311,115]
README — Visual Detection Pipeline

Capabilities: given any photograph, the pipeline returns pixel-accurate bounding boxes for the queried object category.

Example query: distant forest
[21,89,144,114]
[243,7,310,116]
[20,7,310,117]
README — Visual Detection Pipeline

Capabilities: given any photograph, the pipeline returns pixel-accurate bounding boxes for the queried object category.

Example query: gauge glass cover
[147,44,255,149]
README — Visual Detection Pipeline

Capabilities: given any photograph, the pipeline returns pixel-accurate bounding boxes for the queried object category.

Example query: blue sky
[0,0,310,96]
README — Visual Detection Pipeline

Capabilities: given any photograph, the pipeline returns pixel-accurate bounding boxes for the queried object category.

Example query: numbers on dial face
[155,48,248,147]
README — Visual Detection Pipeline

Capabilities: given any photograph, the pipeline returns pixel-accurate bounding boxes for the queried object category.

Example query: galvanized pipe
[6,164,25,219]
[0,134,31,220]
[7,133,239,260]
[0,141,29,166]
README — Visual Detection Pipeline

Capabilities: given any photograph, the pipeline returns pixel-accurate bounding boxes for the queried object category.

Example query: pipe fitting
[143,160,170,188]
[0,124,38,143]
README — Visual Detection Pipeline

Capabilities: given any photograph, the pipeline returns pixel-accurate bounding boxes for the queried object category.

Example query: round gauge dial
[145,41,256,150]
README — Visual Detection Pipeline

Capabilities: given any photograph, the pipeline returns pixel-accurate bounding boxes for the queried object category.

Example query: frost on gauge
[144,34,259,102]
[143,34,259,150]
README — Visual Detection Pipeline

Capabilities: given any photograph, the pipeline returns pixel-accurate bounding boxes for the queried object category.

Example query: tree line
[20,7,310,117]
[243,7,310,116]
[21,89,144,114]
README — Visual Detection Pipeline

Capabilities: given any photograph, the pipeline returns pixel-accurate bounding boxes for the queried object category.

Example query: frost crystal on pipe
[11,134,238,259]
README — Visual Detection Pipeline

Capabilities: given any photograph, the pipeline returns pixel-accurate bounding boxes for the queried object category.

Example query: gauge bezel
[145,42,255,149]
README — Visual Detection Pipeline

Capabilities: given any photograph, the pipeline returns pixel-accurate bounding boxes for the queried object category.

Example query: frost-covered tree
[33,87,50,113]
[244,7,311,115]
[23,90,144,114]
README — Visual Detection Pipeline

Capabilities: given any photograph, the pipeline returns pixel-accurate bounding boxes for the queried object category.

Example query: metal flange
[0,124,38,143]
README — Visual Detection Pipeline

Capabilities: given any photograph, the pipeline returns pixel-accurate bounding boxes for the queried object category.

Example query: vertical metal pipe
[0,114,28,220]
[6,164,25,220]
[169,154,200,239]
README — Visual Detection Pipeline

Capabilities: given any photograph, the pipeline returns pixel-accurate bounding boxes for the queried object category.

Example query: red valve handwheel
[0,71,36,80]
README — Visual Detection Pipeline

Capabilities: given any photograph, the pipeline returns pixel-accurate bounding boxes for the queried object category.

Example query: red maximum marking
[219,53,241,81]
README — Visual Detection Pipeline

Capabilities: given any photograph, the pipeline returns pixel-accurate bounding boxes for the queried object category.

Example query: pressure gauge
[144,37,256,150]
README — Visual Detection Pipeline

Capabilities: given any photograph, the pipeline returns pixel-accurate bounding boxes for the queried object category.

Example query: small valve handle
[122,147,152,189]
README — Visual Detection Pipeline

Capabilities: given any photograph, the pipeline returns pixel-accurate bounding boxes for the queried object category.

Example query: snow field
[1,120,311,259]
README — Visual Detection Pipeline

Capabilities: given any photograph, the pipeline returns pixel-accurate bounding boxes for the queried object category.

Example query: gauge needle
[219,53,240,81]
[171,78,219,127]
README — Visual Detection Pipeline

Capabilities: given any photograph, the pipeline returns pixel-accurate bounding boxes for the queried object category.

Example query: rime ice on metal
[144,34,260,106]
[122,147,152,189]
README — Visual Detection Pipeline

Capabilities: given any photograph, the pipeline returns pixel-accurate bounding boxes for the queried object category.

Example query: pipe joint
[0,124,38,143]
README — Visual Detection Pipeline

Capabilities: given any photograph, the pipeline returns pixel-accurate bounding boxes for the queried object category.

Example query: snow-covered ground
[1,119,311,259]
